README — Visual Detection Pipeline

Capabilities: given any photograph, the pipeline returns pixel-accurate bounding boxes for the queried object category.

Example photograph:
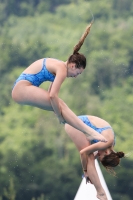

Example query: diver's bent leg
[59,99,107,142]
[12,83,107,142]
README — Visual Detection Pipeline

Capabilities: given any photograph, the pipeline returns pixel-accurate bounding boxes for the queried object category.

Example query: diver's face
[67,63,84,78]
[97,149,111,162]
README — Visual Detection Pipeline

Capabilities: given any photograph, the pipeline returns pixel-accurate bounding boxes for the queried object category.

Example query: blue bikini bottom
[78,115,115,144]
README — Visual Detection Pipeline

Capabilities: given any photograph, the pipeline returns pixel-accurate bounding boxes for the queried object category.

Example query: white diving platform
[74,160,113,200]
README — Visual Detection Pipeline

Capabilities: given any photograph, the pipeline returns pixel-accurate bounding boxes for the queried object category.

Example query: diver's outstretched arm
[80,153,107,200]
[59,99,107,142]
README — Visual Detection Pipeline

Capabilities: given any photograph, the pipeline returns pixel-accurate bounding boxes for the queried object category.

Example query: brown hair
[67,22,93,69]
[101,151,125,176]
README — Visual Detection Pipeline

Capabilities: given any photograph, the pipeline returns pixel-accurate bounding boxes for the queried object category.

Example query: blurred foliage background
[0,0,133,199]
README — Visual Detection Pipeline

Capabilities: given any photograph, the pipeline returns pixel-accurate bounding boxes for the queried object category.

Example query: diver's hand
[57,114,66,124]
[84,172,92,184]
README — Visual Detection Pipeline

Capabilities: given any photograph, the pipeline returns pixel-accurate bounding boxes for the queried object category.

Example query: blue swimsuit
[13,58,55,88]
[78,115,115,145]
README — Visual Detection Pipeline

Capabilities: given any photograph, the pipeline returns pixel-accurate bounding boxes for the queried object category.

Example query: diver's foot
[86,133,107,143]
[97,134,107,143]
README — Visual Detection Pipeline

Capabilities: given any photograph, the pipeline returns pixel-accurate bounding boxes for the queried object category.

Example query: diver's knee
[11,90,17,102]
[11,90,23,104]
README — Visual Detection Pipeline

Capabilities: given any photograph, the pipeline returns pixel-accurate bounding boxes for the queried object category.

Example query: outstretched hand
[57,115,66,124]
[84,172,92,184]
[86,176,93,184]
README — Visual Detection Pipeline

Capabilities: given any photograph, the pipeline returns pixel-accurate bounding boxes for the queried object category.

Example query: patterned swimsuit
[13,58,55,88]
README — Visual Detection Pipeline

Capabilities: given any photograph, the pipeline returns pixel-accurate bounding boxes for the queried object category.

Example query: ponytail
[67,22,93,69]
[116,152,125,158]
[73,21,93,54]
[101,151,125,176]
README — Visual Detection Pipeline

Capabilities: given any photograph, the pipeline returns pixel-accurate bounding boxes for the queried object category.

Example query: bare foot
[86,134,107,143]
[97,193,108,200]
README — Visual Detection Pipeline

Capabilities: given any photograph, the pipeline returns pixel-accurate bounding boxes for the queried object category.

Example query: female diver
[65,115,125,200]
[12,23,107,143]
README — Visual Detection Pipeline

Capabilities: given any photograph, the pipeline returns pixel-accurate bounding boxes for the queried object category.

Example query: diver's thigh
[65,124,90,150]
[12,82,53,110]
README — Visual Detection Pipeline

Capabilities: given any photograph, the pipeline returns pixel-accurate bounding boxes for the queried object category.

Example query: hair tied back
[73,21,93,55]
[116,152,125,158]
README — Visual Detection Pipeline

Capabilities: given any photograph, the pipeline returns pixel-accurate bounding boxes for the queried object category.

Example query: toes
[100,139,107,143]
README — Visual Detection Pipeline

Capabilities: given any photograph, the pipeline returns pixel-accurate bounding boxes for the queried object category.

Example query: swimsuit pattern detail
[78,115,115,145]
[13,58,55,88]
